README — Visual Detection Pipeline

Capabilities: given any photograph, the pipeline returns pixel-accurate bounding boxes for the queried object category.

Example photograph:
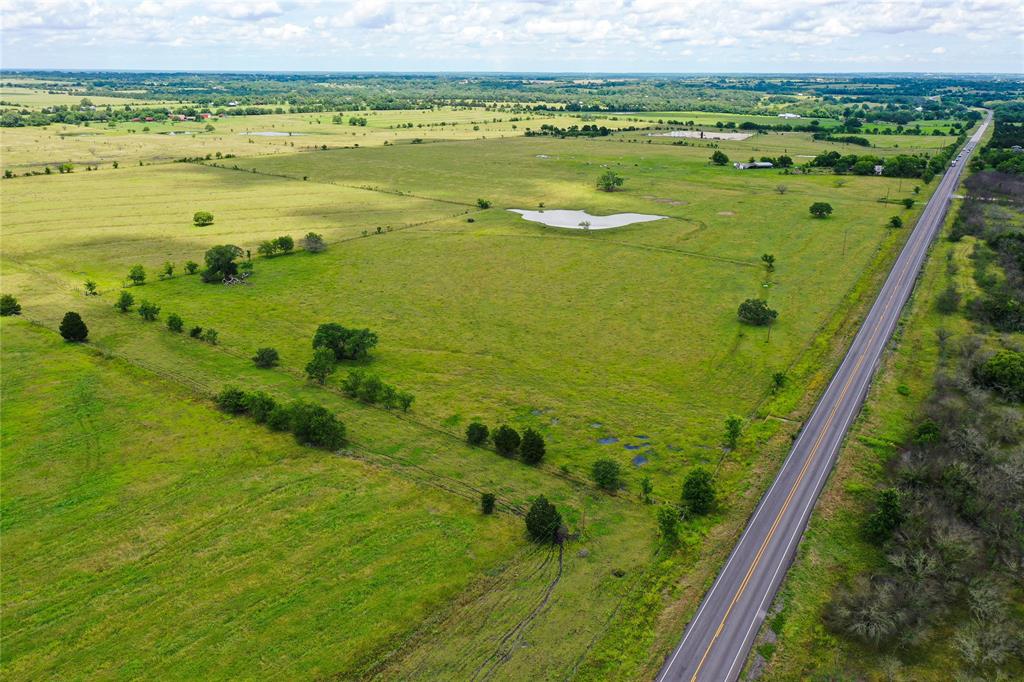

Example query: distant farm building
[777,113,801,119]
[874,164,884,175]
[734,161,774,170]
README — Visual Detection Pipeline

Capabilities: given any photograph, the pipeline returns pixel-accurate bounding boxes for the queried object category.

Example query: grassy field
[0,110,973,679]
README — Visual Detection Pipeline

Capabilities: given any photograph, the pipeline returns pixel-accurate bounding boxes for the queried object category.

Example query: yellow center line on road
[686,244,920,681]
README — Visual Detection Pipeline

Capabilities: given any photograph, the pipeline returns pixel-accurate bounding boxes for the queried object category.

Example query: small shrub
[596,169,624,192]
[481,492,496,515]
[973,350,1024,401]
[202,328,219,345]
[888,215,903,228]
[243,391,277,423]
[492,425,521,457]
[215,387,248,414]
[290,400,346,449]
[166,313,184,332]
[59,311,88,342]
[189,325,203,338]
[711,150,729,165]
[252,347,280,368]
[266,404,293,431]
[682,468,716,515]
[274,235,294,253]
[935,285,961,314]
[341,369,364,397]
[1,294,22,316]
[184,260,199,275]
[592,458,621,491]
[466,422,489,446]
[84,280,98,295]
[657,506,679,544]
[127,264,146,285]
[476,198,492,209]
[520,428,546,465]
[137,301,160,321]
[396,391,414,412]
[300,232,326,252]
[357,374,384,403]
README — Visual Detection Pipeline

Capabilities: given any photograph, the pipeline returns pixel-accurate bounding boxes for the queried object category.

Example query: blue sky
[1,0,1022,73]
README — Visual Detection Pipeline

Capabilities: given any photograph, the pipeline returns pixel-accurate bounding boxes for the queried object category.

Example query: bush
[682,468,716,515]
[809,202,834,218]
[1,294,22,316]
[84,280,98,295]
[935,285,961,314]
[312,323,378,361]
[274,235,294,253]
[520,428,546,465]
[243,391,277,424]
[59,311,88,342]
[215,386,248,414]
[888,215,903,228]
[357,374,384,403]
[341,369,364,397]
[202,328,219,345]
[592,458,621,491]
[189,325,203,338]
[138,300,160,321]
[863,488,904,544]
[657,506,679,544]
[305,347,336,384]
[596,169,624,192]
[257,240,279,258]
[127,264,146,285]
[166,313,183,332]
[160,261,174,279]
[201,244,243,283]
[252,347,280,368]
[492,425,521,456]
[300,232,326,253]
[973,350,1024,401]
[396,391,414,412]
[184,260,199,275]
[290,400,346,449]
[481,492,496,515]
[525,496,562,543]
[737,298,778,326]
[193,210,214,226]
[466,422,489,446]
[114,291,134,312]
[902,198,915,209]
[476,198,492,209]
[266,404,293,431]
[711,150,729,165]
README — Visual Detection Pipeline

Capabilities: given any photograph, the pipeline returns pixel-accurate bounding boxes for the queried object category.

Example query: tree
[243,391,277,424]
[640,476,653,503]
[761,253,776,272]
[113,291,134,313]
[215,386,248,414]
[127,265,146,285]
[809,202,834,218]
[305,347,337,385]
[312,323,378,361]
[682,468,716,515]
[84,280,98,295]
[357,374,384,403]
[166,313,183,332]
[711,150,729,165]
[973,350,1024,401]
[257,240,279,257]
[274,235,294,254]
[481,492,496,515]
[902,198,915,209]
[267,404,294,431]
[189,326,203,338]
[888,215,903,228]
[290,400,346,449]
[396,391,414,412]
[525,496,562,543]
[724,415,743,449]
[775,184,788,195]
[300,232,326,253]
[476,198,492,209]
[657,506,679,544]
[201,244,243,282]
[160,261,174,279]
[737,298,778,326]
[596,170,624,192]
[341,370,364,397]
[252,347,280,368]
[59,312,88,342]
[466,422,489,446]
[771,371,787,393]
[0,294,21,316]
[520,428,546,465]
[863,487,904,544]
[184,261,199,275]
[138,300,160,321]
[492,425,521,457]
[193,210,214,226]
[202,328,219,345]
[592,458,621,491]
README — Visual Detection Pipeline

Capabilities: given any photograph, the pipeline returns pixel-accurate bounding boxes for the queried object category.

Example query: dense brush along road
[656,111,991,682]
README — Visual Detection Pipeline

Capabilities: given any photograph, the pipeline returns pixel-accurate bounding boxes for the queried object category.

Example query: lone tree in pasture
[128,265,146,286]
[138,301,160,321]
[902,198,915,209]
[59,311,88,342]
[481,492,496,515]
[114,291,134,312]
[252,347,280,368]
[166,313,183,332]
[312,323,378,361]
[492,425,521,457]
[657,506,679,545]
[305,347,336,385]
[1,294,22,316]
[809,202,834,219]
[525,496,562,543]
[682,468,716,515]
[761,254,776,272]
[201,244,243,283]
[596,169,624,192]
[888,215,904,228]
[193,210,214,226]
[724,415,743,449]
[476,198,492,209]
[520,428,546,465]
[775,184,788,195]
[737,298,778,326]
[300,232,326,253]
[466,422,489,446]
[711,150,730,165]
[592,458,622,491]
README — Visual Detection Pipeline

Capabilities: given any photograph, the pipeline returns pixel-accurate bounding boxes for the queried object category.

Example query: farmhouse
[777,113,801,119]
[734,161,774,170]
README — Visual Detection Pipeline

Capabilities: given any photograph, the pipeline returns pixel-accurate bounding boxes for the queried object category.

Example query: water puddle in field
[509,209,666,230]
[597,437,619,445]
[624,444,645,450]
[631,454,649,466]
[238,131,305,137]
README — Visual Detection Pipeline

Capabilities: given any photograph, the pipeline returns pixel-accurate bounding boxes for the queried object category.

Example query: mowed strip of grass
[0,162,468,283]
[0,320,524,680]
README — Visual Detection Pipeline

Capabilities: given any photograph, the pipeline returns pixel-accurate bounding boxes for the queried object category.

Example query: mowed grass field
[0,117,969,679]
[0,321,523,679]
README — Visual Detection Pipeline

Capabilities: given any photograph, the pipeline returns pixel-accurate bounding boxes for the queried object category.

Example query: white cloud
[932,46,946,54]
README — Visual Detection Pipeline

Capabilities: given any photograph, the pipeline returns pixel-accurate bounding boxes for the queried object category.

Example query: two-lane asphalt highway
[657,112,991,682]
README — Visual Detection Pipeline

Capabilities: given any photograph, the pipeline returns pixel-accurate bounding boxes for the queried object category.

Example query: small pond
[509,209,666,230]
